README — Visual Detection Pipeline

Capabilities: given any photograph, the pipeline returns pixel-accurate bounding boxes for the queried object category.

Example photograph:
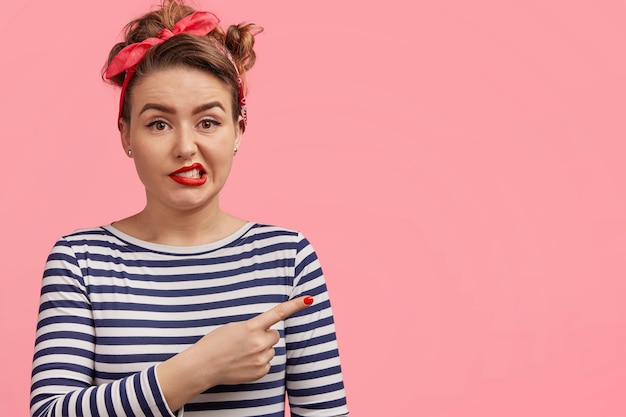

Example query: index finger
[248,296,314,330]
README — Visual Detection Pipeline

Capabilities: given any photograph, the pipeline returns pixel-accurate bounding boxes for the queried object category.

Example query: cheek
[203,149,235,179]
[131,150,162,181]
[131,158,152,185]
[211,156,235,179]
[200,142,234,161]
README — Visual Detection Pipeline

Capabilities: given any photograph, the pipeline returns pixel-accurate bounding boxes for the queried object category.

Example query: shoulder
[244,223,312,246]
[50,225,129,254]
[61,226,111,239]
[246,222,299,237]
[243,223,316,259]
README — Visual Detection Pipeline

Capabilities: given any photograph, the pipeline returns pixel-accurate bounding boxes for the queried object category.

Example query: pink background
[2,0,626,415]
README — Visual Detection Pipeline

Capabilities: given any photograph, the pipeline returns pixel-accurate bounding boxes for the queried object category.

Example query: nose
[173,125,197,160]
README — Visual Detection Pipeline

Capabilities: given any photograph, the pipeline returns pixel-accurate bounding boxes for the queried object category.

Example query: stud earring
[234,147,238,155]
[127,149,132,157]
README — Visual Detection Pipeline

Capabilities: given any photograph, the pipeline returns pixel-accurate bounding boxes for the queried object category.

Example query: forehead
[130,66,233,113]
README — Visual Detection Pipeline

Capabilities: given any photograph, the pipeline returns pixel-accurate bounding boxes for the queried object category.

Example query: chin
[170,192,221,210]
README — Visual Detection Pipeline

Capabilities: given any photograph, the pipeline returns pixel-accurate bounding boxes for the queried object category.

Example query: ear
[119,118,131,155]
[234,116,244,150]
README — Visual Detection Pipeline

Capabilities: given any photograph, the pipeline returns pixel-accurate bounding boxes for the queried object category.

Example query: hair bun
[225,23,263,73]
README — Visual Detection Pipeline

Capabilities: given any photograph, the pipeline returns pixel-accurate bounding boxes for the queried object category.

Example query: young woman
[30,1,348,416]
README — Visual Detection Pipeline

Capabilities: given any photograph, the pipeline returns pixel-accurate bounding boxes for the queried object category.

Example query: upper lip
[169,162,206,176]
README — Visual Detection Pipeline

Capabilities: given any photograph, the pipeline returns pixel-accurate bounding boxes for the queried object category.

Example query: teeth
[176,168,201,178]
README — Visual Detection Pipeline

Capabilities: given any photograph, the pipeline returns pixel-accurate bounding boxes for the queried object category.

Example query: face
[120,66,242,214]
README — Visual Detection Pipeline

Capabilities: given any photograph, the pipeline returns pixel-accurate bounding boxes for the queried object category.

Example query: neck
[117,197,246,246]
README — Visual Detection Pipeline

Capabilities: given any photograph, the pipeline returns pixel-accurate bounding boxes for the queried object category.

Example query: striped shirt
[30,222,348,417]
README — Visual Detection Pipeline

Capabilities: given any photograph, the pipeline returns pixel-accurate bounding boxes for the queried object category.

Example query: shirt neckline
[101,221,256,254]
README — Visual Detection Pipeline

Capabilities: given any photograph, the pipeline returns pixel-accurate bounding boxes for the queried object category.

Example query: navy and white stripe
[31,223,348,417]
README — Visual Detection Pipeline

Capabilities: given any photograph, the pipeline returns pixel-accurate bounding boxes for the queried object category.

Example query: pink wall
[2,0,626,415]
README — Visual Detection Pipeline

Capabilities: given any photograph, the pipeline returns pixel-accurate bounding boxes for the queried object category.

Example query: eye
[199,119,220,130]
[147,120,169,131]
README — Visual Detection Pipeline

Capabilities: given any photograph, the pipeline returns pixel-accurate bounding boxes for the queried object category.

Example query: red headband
[105,11,247,127]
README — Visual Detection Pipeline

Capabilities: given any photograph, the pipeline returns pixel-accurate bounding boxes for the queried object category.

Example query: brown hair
[103,0,262,124]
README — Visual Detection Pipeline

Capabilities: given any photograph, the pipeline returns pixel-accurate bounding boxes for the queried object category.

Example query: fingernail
[304,296,314,305]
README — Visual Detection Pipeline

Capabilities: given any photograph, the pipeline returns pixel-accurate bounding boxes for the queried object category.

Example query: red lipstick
[169,163,207,186]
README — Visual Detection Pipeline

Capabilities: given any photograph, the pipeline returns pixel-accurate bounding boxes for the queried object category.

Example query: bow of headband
[105,11,248,128]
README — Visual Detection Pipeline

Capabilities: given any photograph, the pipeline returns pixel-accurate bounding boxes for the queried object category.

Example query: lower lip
[170,174,207,186]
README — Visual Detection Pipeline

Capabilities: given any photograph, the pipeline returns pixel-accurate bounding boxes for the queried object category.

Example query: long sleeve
[30,238,174,417]
[285,233,349,416]
[32,224,347,416]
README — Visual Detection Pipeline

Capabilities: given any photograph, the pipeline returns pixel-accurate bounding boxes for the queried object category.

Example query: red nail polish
[304,296,314,305]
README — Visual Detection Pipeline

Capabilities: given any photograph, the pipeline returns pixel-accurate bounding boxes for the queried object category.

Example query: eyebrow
[192,102,226,115]
[138,101,226,116]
